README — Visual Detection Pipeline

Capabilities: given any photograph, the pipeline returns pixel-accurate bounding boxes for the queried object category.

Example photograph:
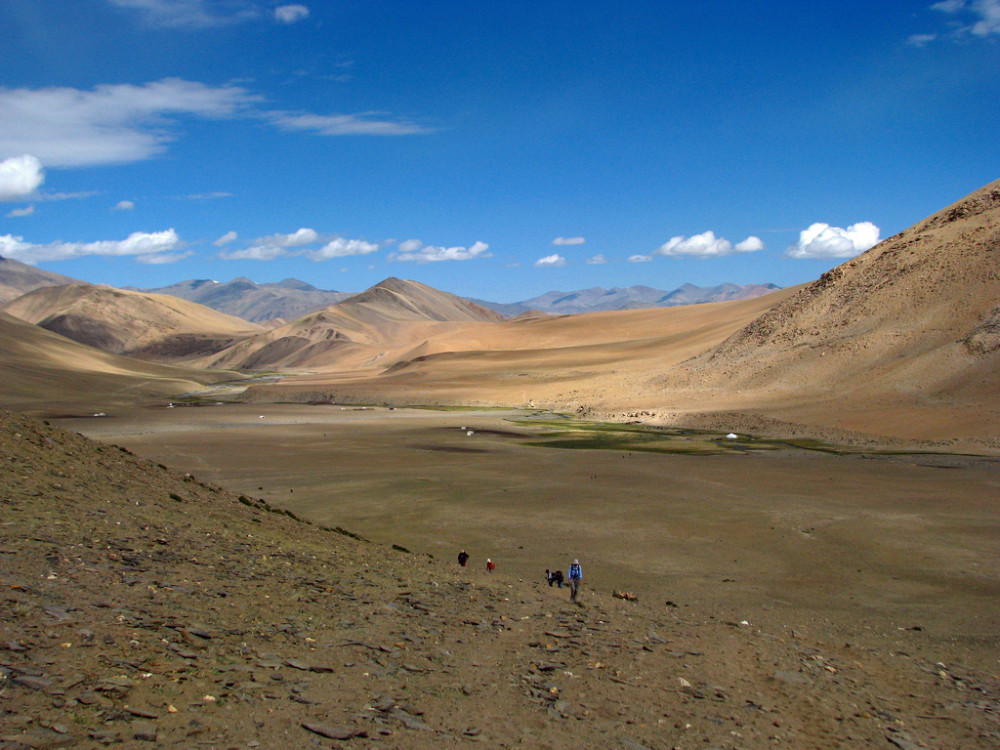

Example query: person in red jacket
[486,558,495,573]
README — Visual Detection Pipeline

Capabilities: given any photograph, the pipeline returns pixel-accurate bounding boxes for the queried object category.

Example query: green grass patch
[510,418,851,456]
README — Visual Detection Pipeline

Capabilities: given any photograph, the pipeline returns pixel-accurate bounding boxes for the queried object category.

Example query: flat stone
[773,670,812,686]
[88,728,123,743]
[1,728,73,749]
[391,707,432,731]
[12,674,53,691]
[301,722,366,740]
[125,705,159,719]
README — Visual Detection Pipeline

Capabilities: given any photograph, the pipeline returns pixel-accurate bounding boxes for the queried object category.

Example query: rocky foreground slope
[2,410,998,749]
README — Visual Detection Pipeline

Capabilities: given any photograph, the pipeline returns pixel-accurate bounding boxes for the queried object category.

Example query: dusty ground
[11,402,991,748]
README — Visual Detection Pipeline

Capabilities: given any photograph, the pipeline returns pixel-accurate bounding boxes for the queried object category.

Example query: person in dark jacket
[458,550,469,567]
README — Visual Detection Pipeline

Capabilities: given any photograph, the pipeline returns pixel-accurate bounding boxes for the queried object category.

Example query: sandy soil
[60,404,1000,668]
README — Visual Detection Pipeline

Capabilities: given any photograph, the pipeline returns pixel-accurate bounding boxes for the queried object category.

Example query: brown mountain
[134,276,353,323]
[232,181,1000,450]
[203,277,505,370]
[2,182,997,450]
[660,178,1000,445]
[2,283,264,361]
[0,311,241,414]
[0,254,81,304]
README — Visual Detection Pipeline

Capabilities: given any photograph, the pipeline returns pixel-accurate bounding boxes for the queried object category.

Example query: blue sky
[1,1,998,302]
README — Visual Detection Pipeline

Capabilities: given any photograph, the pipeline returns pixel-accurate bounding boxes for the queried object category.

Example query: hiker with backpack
[568,559,582,602]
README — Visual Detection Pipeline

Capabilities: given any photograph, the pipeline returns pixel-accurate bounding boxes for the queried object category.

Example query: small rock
[125,705,159,719]
[679,683,704,699]
[391,707,432,731]
[132,721,158,742]
[301,722,366,740]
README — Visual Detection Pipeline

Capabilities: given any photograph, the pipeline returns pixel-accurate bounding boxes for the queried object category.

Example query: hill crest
[2,283,263,360]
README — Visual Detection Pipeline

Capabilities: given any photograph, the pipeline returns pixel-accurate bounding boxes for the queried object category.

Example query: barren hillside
[0,312,241,414]
[0,255,80,305]
[2,283,263,360]
[656,179,1000,444]
[239,289,797,409]
[202,277,505,370]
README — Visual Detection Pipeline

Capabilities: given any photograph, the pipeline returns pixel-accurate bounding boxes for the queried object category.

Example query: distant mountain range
[1,256,781,322]
[136,277,780,320]
[131,277,353,324]
[472,282,781,316]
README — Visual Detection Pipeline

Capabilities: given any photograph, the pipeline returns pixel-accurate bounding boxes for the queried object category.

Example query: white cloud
[735,236,765,252]
[552,236,585,246]
[0,79,258,167]
[113,200,135,211]
[0,234,31,257]
[6,205,35,218]
[391,240,491,263]
[398,238,424,253]
[236,228,320,253]
[108,0,259,28]
[654,231,764,257]
[136,250,193,264]
[785,222,880,259]
[0,229,180,264]
[275,227,320,247]
[971,0,1000,35]
[268,111,430,136]
[219,244,287,261]
[0,155,44,201]
[178,191,233,201]
[0,79,430,170]
[628,254,653,263]
[534,253,567,267]
[918,0,1000,41]
[586,254,607,264]
[213,230,238,246]
[220,230,382,262]
[275,5,309,24]
[308,237,379,260]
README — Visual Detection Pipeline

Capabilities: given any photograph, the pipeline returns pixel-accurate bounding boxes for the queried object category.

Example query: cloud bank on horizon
[0,1,996,298]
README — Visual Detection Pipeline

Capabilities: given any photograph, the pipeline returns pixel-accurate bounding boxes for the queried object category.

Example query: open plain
[58,402,1000,668]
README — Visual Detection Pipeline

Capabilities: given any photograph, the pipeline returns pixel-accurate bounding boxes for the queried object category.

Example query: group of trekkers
[457,549,583,602]
[457,549,495,573]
